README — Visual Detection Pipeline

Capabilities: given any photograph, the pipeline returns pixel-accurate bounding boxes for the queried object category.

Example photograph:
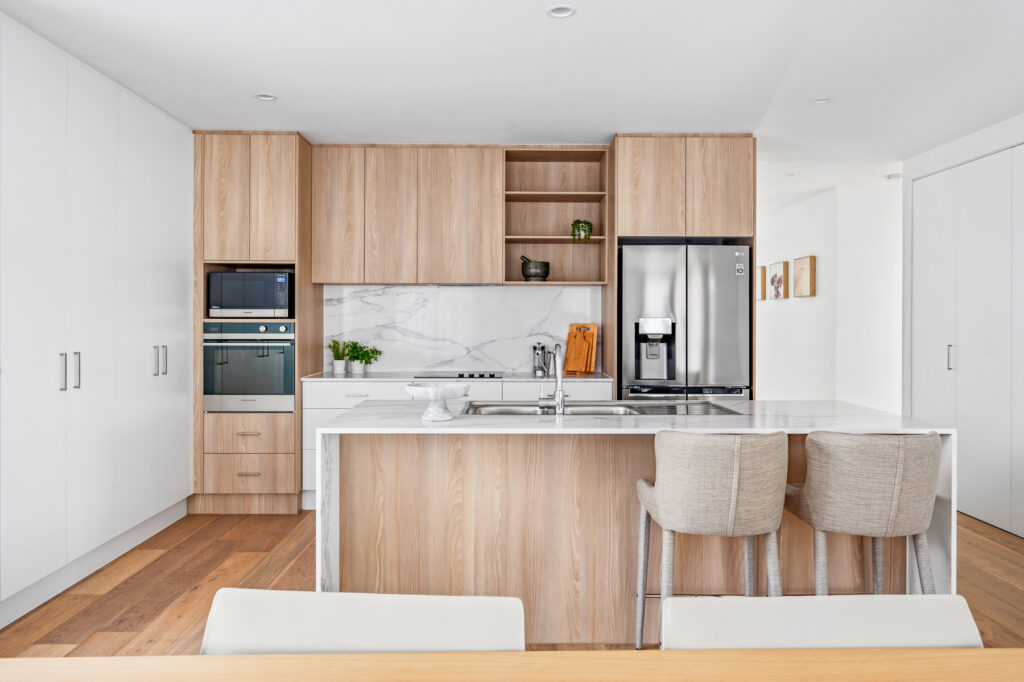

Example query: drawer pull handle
[237,431,262,436]
[237,472,262,477]
[345,393,369,398]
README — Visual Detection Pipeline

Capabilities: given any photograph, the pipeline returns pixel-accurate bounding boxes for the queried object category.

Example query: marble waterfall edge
[322,285,602,373]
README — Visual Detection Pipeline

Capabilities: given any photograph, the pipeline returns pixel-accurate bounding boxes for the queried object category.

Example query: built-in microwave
[208,272,291,318]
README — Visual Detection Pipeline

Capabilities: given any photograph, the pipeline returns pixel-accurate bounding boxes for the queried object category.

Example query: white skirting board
[301,490,316,511]
[0,500,187,629]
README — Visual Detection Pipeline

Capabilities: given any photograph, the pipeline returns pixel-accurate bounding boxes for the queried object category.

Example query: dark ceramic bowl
[522,260,550,281]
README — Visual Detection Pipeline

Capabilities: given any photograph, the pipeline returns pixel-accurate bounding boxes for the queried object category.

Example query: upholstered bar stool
[635,431,789,649]
[784,431,942,596]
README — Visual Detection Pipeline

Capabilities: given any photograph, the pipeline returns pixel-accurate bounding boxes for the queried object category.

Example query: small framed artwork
[758,266,766,301]
[794,256,816,297]
[768,261,788,300]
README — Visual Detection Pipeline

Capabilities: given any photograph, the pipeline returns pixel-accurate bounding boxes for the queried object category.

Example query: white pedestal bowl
[405,382,470,421]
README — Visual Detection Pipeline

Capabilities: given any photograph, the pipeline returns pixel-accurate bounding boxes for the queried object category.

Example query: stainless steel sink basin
[462,400,740,417]
[463,401,641,416]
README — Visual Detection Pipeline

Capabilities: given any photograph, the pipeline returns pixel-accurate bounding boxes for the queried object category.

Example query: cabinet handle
[345,393,369,398]
[59,353,67,391]
[73,352,81,389]
[153,346,160,376]
[237,472,262,477]
[947,344,956,371]
[237,431,262,436]
[160,345,168,375]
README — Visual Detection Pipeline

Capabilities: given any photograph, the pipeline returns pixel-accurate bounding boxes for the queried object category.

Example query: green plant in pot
[571,218,593,243]
[328,339,346,374]
[340,340,382,374]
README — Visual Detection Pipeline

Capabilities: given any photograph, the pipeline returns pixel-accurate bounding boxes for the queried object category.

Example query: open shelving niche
[503,147,608,285]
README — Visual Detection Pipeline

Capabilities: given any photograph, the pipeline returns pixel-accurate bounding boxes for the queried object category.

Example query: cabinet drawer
[502,380,613,401]
[204,413,295,454]
[204,453,296,494]
[303,381,410,408]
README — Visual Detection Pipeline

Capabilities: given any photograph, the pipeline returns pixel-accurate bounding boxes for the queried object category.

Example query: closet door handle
[160,345,168,375]
[153,346,160,376]
[59,353,67,391]
[345,393,369,398]
[947,344,956,371]
[73,352,81,389]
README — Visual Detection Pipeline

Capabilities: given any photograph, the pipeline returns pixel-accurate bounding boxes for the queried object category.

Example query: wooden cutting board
[565,323,598,375]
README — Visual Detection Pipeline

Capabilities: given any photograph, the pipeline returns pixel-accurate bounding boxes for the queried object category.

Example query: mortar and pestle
[520,255,550,282]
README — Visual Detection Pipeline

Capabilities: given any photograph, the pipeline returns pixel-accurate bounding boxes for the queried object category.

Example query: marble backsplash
[323,285,602,373]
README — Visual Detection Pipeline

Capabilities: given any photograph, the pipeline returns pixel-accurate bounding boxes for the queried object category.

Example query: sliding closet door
[955,150,1013,531]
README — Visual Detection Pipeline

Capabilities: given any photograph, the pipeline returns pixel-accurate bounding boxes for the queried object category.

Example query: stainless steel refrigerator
[619,244,750,399]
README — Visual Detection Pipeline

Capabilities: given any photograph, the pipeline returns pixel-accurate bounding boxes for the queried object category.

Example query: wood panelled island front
[315,401,956,646]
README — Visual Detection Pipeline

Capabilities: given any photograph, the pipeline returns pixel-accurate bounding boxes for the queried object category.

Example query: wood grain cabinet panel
[203,453,296,494]
[249,134,297,260]
[365,146,418,283]
[202,134,250,260]
[417,148,502,284]
[204,413,295,454]
[614,136,686,237]
[312,147,365,283]
[685,136,755,237]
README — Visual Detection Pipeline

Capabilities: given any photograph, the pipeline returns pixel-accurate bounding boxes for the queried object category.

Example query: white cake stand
[406,382,470,421]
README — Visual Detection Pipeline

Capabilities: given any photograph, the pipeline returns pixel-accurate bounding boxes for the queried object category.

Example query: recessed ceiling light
[810,97,833,105]
[254,93,277,102]
[547,5,576,18]
[785,172,797,177]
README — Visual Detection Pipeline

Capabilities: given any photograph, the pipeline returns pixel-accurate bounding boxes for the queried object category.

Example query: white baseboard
[301,490,315,511]
[0,500,187,629]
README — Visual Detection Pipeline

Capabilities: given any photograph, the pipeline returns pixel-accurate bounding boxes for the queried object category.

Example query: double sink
[462,400,740,417]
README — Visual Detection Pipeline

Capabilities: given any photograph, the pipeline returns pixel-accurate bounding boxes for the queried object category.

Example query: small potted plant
[341,340,382,374]
[328,340,346,374]
[571,218,593,243]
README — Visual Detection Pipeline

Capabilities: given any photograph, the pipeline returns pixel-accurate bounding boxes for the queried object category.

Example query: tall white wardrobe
[0,17,193,615]
[910,144,1024,537]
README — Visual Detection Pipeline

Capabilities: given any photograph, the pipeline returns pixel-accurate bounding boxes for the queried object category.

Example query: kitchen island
[315,400,955,645]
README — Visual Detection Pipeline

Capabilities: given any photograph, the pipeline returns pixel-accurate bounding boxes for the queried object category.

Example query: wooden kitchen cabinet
[365,146,418,283]
[312,146,365,283]
[203,453,296,494]
[202,132,303,262]
[417,147,503,283]
[614,136,686,237]
[685,136,755,237]
[202,134,250,260]
[250,134,298,260]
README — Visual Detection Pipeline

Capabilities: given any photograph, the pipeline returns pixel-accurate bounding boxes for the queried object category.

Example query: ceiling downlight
[254,93,278,102]
[547,6,576,19]
[810,97,834,105]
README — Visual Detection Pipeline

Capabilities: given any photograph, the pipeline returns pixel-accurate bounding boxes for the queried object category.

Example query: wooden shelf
[504,191,606,203]
[502,280,607,286]
[504,148,607,163]
[505,235,605,244]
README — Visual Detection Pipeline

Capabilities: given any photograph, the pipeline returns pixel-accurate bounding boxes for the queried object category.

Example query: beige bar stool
[784,431,941,596]
[635,431,788,649]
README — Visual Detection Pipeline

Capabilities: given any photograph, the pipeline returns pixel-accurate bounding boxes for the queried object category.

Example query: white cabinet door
[955,150,1013,530]
[0,24,69,598]
[1012,145,1024,536]
[66,62,120,561]
[151,105,193,510]
[910,170,958,429]
[502,380,614,401]
[115,91,161,532]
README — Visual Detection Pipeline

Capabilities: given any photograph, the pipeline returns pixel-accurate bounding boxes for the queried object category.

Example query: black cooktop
[413,370,504,379]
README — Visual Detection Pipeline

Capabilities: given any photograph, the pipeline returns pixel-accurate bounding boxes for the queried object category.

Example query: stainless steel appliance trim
[201,342,294,347]
[59,353,67,391]
[204,395,295,413]
[203,333,295,341]
[208,308,287,318]
[73,351,81,389]
[160,345,168,375]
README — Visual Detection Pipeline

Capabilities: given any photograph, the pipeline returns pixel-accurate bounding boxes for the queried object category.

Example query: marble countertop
[314,399,954,436]
[301,371,613,382]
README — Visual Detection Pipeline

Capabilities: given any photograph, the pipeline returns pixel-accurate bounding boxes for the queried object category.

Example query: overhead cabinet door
[0,24,70,598]
[417,148,502,283]
[312,146,364,283]
[365,146,418,283]
[203,134,250,261]
[250,134,297,261]
[686,137,755,237]
[615,136,686,237]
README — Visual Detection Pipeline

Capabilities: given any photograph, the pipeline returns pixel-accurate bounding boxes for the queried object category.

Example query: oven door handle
[201,342,294,347]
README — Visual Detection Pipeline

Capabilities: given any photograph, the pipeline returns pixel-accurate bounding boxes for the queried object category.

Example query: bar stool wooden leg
[872,537,885,594]
[913,533,936,594]
[765,529,782,597]
[813,530,829,595]
[743,536,756,597]
[635,504,650,649]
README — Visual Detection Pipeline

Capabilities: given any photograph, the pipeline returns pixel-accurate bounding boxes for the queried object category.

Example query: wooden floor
[0,510,1021,656]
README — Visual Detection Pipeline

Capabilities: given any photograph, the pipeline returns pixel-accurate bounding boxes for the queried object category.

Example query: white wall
[835,187,903,413]
[756,185,902,410]
[755,189,838,400]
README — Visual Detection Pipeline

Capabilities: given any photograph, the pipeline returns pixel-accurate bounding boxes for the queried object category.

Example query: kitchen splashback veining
[323,285,601,373]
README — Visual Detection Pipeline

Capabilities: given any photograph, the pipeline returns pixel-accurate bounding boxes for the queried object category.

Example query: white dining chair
[200,588,526,655]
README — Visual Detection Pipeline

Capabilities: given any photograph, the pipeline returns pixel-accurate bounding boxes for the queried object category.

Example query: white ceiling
[2,0,1023,163]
